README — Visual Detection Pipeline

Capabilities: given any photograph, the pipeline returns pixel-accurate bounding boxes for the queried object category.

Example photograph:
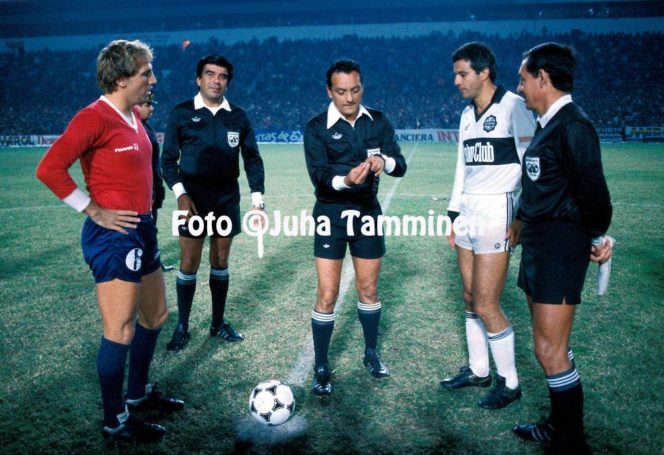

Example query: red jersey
[36,99,153,213]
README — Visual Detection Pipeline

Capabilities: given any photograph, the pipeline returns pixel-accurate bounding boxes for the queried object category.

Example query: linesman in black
[304,59,407,397]
[508,43,613,452]
[162,55,265,351]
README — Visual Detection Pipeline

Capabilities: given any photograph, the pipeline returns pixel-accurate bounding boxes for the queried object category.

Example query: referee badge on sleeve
[227,131,240,147]
[525,156,541,181]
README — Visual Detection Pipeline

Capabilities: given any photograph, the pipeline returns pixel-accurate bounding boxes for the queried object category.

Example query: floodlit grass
[0,143,662,454]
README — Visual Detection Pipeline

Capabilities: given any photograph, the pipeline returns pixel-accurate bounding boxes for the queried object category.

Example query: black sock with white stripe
[176,270,197,332]
[546,366,585,439]
[311,310,335,367]
[210,267,229,328]
[357,301,382,351]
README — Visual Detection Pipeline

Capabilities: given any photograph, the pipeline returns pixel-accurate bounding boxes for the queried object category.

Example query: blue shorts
[81,214,162,283]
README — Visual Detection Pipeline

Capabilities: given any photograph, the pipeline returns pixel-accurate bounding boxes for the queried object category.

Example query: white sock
[488,326,519,389]
[465,311,489,377]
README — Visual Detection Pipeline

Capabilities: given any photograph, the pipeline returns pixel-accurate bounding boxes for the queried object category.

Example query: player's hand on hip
[590,237,613,264]
[366,155,385,176]
[177,194,198,220]
[344,161,371,186]
[83,200,139,235]
[506,219,523,248]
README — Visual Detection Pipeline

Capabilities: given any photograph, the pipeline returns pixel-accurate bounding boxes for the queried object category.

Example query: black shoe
[210,322,244,342]
[478,375,522,409]
[166,327,190,351]
[440,365,491,389]
[126,382,184,413]
[161,264,174,272]
[311,363,332,397]
[363,348,390,378]
[513,420,557,443]
[102,414,166,442]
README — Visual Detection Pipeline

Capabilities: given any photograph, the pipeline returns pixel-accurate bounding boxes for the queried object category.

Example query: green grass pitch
[0,142,662,453]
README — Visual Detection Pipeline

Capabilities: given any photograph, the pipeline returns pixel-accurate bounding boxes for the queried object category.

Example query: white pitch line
[286,143,420,386]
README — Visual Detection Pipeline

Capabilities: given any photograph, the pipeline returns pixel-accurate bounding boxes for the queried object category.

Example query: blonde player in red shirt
[36,40,183,442]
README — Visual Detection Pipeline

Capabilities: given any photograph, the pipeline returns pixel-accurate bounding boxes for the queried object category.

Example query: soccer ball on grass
[249,380,295,425]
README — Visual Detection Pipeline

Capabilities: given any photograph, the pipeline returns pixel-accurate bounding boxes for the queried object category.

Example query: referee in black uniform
[508,43,613,453]
[161,55,265,351]
[304,59,407,397]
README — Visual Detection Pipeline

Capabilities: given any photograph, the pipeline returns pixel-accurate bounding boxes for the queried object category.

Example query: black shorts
[313,201,385,260]
[178,182,241,238]
[517,220,591,305]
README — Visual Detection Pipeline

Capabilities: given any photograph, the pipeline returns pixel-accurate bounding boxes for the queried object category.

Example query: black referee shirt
[162,99,265,193]
[304,107,407,206]
[517,102,612,237]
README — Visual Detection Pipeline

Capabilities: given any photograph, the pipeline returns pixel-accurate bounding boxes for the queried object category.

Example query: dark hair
[196,55,234,82]
[96,39,153,93]
[522,42,576,93]
[452,42,497,83]
[326,59,362,88]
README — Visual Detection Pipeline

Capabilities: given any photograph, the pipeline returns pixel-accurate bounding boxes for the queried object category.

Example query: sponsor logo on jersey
[114,143,139,153]
[464,141,495,163]
[227,131,240,147]
[125,248,143,271]
[191,116,202,122]
[525,156,541,181]
[331,132,342,140]
[483,115,497,132]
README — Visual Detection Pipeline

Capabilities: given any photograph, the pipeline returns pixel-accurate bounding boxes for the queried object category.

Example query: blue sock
[97,337,130,427]
[126,323,161,400]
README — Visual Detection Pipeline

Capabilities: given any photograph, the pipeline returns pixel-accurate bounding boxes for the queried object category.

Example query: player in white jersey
[441,42,536,409]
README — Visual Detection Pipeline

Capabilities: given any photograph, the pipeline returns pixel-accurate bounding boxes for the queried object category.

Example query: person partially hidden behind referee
[304,59,407,397]
[508,42,613,453]
[161,55,265,351]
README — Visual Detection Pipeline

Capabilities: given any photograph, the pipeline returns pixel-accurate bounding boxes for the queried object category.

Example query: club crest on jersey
[331,131,342,140]
[483,115,497,132]
[227,131,240,147]
[525,156,541,181]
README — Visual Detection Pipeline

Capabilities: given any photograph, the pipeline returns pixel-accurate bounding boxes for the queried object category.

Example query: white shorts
[454,192,516,254]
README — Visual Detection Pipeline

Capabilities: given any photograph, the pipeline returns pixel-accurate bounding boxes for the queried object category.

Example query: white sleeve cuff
[251,192,264,207]
[172,182,187,199]
[332,175,350,191]
[382,154,396,174]
[63,188,91,212]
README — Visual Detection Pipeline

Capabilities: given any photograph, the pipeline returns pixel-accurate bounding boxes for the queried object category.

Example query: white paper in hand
[592,236,615,296]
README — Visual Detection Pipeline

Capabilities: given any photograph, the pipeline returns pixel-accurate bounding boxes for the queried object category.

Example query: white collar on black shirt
[194,93,231,115]
[326,102,373,129]
[99,95,138,131]
[538,94,572,129]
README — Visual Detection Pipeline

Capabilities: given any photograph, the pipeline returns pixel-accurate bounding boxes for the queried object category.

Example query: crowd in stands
[1,30,662,135]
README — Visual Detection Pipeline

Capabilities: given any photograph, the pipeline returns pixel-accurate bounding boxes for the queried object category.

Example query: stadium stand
[0,31,662,135]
